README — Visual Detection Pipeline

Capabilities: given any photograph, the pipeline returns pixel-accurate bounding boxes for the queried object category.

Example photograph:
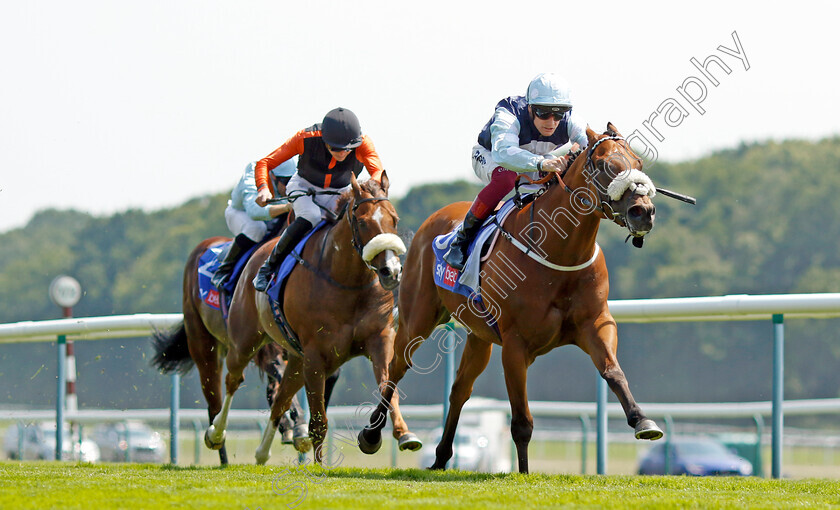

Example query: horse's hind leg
[256,355,306,465]
[430,333,493,470]
[582,316,663,441]
[205,333,261,450]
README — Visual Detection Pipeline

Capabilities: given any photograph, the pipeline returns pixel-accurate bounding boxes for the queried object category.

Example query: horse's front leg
[359,319,432,454]
[501,337,535,474]
[301,358,327,464]
[256,354,306,465]
[364,327,423,453]
[581,313,663,441]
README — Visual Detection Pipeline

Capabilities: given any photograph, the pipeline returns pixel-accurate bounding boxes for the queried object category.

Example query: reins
[278,189,393,290]
[498,135,641,270]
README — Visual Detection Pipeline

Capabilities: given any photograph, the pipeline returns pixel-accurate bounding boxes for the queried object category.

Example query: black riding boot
[211,234,257,289]
[443,211,484,271]
[253,218,313,292]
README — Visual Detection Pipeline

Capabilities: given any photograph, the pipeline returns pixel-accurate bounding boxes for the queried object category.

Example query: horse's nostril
[628,205,644,219]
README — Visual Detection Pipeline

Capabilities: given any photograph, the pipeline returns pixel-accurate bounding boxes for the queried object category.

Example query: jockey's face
[529,106,561,137]
[327,145,353,162]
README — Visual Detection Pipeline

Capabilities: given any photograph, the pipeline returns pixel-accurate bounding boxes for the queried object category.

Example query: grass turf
[1,461,840,509]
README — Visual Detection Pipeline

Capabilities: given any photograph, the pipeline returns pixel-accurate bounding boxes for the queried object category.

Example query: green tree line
[0,137,838,423]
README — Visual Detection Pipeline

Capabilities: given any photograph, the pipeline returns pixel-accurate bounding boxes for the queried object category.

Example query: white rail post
[772,313,784,479]
[56,334,66,460]
[596,376,608,474]
[170,373,179,464]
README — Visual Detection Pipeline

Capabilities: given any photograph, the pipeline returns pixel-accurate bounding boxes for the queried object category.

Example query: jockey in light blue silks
[211,157,297,289]
[443,73,589,270]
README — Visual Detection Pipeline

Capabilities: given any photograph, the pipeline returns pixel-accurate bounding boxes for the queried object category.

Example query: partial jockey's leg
[211,233,257,289]
[253,217,312,292]
[431,334,493,469]
[443,167,516,270]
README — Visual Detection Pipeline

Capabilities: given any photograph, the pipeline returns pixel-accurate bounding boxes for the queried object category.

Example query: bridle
[581,135,645,227]
[346,195,394,270]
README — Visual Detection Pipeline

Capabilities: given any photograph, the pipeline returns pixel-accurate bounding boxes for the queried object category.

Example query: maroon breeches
[470,166,517,218]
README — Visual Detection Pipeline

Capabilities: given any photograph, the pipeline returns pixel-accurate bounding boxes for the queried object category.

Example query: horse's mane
[334,179,386,212]
[565,126,622,170]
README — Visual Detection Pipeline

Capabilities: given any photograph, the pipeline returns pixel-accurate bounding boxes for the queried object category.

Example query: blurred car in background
[638,436,753,476]
[3,421,100,462]
[90,421,165,463]
[420,426,511,473]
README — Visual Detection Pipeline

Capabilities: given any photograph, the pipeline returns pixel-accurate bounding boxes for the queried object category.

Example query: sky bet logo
[436,260,459,287]
[204,289,220,308]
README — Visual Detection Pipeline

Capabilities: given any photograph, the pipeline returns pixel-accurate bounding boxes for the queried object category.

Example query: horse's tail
[150,321,194,375]
[254,342,284,381]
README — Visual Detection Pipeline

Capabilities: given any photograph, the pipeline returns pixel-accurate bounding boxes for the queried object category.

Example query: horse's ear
[586,126,598,146]
[606,122,623,137]
[379,171,390,196]
[351,172,362,196]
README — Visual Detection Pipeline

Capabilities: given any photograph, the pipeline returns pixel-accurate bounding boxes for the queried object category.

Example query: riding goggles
[532,106,570,121]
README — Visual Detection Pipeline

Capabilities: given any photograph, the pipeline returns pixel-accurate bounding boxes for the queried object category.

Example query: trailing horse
[360,124,665,473]
[204,172,423,464]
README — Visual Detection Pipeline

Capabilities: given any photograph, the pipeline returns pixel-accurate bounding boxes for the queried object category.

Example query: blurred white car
[420,426,511,473]
[3,421,100,462]
[90,421,165,463]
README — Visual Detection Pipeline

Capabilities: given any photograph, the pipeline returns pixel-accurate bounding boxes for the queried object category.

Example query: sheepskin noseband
[362,233,407,263]
[607,169,657,201]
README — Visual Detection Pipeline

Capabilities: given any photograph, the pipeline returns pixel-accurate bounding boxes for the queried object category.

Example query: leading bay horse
[152,232,314,465]
[205,172,423,464]
[360,124,664,473]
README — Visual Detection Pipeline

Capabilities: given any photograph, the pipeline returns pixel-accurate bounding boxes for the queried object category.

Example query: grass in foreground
[1,461,840,509]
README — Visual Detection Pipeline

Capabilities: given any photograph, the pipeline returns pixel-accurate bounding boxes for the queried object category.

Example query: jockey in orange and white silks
[251,107,385,292]
[444,73,590,270]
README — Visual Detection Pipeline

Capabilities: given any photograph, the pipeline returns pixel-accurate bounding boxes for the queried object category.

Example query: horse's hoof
[204,427,226,450]
[428,460,446,470]
[635,419,664,440]
[281,428,294,445]
[398,433,423,452]
[358,428,382,455]
[255,450,270,465]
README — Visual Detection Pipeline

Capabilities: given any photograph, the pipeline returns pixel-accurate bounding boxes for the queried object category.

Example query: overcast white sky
[1,1,838,233]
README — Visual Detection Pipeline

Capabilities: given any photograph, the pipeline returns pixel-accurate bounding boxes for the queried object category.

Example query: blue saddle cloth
[265,220,328,304]
[197,242,259,314]
[261,220,328,356]
[431,199,517,302]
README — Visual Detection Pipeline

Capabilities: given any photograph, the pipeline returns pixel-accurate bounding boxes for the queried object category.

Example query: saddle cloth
[197,242,259,314]
[431,199,517,301]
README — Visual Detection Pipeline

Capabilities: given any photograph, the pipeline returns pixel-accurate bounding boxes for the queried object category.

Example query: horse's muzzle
[377,251,402,291]
[626,202,656,236]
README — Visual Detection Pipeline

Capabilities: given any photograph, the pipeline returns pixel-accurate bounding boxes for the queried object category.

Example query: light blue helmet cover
[527,73,573,108]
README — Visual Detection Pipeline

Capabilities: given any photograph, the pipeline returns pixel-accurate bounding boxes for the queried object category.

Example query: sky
[1,1,838,233]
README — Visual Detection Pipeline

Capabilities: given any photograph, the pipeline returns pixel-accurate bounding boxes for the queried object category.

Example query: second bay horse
[360,124,664,473]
